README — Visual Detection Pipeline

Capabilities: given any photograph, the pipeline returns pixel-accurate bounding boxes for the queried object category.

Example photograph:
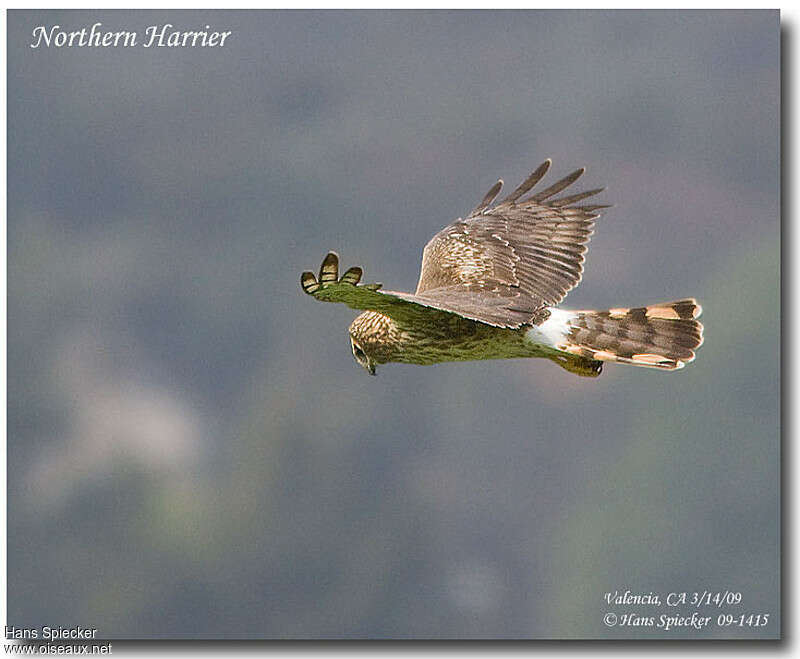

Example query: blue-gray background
[8,10,780,639]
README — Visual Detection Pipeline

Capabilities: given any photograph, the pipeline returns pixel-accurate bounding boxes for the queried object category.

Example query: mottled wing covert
[414,160,609,327]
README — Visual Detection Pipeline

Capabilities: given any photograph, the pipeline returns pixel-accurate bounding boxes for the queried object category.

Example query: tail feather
[558,299,704,370]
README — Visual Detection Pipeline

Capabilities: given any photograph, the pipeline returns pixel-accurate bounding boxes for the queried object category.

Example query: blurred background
[8,10,779,639]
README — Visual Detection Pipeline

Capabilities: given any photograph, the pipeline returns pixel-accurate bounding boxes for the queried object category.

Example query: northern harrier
[301,160,703,377]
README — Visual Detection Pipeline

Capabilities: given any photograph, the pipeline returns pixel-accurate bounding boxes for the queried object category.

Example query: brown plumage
[557,301,704,369]
[301,160,703,376]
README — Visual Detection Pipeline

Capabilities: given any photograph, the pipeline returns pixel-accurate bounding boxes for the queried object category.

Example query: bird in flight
[301,159,703,377]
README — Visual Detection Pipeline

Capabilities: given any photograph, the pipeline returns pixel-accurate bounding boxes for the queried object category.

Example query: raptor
[301,160,703,377]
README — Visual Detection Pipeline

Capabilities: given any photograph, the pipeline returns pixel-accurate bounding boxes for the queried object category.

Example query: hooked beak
[367,363,376,376]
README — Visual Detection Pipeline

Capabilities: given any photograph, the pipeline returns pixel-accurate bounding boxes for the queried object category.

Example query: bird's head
[348,311,400,376]
[349,335,377,375]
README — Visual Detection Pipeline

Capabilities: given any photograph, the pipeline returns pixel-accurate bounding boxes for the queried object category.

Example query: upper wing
[415,160,610,325]
[301,252,541,328]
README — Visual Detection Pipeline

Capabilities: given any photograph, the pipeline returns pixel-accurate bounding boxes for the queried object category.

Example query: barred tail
[559,299,704,370]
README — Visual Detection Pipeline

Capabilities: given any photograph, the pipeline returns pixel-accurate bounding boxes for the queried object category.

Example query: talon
[301,271,320,294]
[362,282,383,291]
[340,266,363,286]
[319,252,339,283]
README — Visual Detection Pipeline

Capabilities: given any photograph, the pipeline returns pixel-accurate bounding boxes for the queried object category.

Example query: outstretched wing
[414,160,610,326]
[301,252,538,327]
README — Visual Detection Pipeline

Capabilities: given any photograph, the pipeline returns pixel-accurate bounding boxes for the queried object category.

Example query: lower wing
[301,252,543,328]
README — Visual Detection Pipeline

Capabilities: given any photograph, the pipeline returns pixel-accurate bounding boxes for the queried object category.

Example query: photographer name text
[31,23,232,49]
[601,589,772,633]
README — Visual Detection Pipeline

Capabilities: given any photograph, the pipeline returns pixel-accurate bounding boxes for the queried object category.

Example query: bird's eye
[354,346,365,359]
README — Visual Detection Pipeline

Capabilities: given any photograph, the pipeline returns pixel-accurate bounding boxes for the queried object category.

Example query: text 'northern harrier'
[301,160,703,377]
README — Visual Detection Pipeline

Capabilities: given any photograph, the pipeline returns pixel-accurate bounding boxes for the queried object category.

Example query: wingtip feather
[301,271,320,294]
[472,178,504,214]
[319,252,339,283]
[499,160,552,205]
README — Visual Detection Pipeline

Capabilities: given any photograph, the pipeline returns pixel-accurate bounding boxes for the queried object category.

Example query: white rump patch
[525,308,575,349]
